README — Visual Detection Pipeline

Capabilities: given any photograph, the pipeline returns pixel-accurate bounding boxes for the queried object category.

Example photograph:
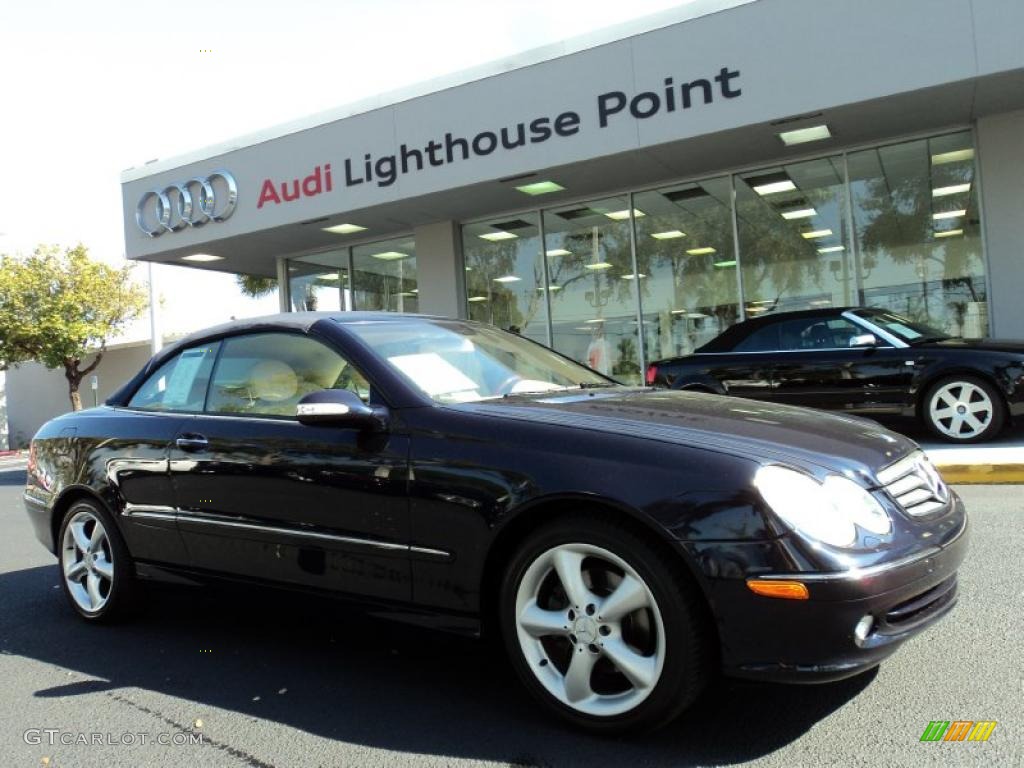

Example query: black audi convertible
[24,312,967,734]
[647,307,1024,443]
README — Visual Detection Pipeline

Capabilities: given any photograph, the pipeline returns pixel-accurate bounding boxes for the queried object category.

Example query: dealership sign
[135,171,238,237]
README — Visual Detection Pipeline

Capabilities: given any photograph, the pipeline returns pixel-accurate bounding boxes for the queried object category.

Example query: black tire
[498,513,711,735]
[922,375,1006,443]
[57,498,138,622]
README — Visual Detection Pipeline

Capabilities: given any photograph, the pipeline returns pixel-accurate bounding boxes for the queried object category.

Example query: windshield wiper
[579,381,618,389]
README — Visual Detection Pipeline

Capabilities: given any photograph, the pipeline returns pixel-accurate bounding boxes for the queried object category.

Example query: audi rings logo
[135,170,238,237]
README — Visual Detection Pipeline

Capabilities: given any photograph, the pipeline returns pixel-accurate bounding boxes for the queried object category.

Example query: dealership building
[121,0,1024,384]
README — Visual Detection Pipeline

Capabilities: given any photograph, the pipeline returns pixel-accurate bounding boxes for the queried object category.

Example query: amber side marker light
[746,579,810,600]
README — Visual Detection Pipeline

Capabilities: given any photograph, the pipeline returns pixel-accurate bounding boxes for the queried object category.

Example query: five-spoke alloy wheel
[924,376,1005,443]
[500,515,709,734]
[58,500,135,621]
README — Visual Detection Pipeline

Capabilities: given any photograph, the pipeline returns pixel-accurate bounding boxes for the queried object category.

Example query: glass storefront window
[848,131,986,336]
[352,236,418,312]
[288,249,351,312]
[736,156,853,319]
[462,214,548,345]
[543,196,642,384]
[633,177,738,359]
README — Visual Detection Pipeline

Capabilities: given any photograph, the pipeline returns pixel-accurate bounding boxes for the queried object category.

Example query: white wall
[5,345,153,448]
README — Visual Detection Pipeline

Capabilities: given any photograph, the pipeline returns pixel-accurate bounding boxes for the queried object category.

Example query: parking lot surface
[1,469,1020,767]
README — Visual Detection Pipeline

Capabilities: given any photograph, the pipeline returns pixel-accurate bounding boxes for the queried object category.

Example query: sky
[0,0,694,341]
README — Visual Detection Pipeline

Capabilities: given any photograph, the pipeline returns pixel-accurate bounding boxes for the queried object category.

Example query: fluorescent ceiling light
[778,124,831,146]
[604,209,645,221]
[934,228,964,238]
[318,273,340,281]
[746,305,769,313]
[181,253,223,262]
[546,248,572,257]
[322,223,366,234]
[801,229,833,239]
[933,209,966,221]
[515,180,565,196]
[396,292,416,297]
[620,273,647,280]
[651,230,686,240]
[752,180,796,196]
[411,289,418,293]
[817,245,845,254]
[932,183,971,197]
[714,260,737,268]
[584,261,614,270]
[809,299,832,307]
[671,310,709,318]
[538,285,562,291]
[479,231,518,241]
[372,251,410,260]
[931,149,974,165]
[687,247,717,255]
[781,207,817,220]
[493,275,521,283]
[467,296,489,302]
[585,318,606,324]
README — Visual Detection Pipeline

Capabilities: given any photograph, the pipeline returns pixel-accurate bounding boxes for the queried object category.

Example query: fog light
[855,614,874,643]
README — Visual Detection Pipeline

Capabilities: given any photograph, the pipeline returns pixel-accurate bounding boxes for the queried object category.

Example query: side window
[777,317,864,350]
[206,333,371,417]
[733,323,781,352]
[127,343,220,412]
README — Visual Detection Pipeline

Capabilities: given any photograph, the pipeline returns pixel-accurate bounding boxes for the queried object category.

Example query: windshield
[853,309,951,344]
[343,319,614,403]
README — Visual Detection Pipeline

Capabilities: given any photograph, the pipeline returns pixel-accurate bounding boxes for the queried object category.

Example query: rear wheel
[58,499,136,622]
[923,375,1005,443]
[499,515,711,734]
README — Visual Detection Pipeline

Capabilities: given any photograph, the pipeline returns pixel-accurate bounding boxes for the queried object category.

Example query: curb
[934,463,1024,485]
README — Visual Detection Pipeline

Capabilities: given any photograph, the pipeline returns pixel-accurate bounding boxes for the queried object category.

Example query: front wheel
[923,375,1005,443]
[499,515,711,734]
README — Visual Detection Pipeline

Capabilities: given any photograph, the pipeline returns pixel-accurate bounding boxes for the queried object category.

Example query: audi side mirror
[296,389,388,432]
[849,333,878,348]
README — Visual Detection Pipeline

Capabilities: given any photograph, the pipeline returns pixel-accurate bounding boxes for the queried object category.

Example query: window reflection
[543,197,642,384]
[462,214,547,344]
[352,236,418,312]
[633,177,738,359]
[849,131,986,336]
[289,249,350,312]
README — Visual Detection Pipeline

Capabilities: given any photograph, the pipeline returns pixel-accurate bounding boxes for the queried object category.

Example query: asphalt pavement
[0,468,1021,768]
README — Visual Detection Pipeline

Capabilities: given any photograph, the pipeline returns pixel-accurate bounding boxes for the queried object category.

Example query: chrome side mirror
[849,333,878,348]
[296,389,388,431]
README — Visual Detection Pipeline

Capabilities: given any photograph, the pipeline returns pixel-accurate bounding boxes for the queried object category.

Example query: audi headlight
[754,465,891,548]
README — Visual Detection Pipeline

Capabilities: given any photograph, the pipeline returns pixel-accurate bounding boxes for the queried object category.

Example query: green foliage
[236,274,277,298]
[0,244,148,409]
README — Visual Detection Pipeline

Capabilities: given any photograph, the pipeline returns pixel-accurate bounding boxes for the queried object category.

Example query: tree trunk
[65,366,83,411]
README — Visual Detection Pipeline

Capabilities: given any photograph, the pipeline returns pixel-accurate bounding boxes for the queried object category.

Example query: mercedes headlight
[754,465,891,548]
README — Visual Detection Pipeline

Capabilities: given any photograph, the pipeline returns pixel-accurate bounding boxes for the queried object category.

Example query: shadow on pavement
[1,564,876,767]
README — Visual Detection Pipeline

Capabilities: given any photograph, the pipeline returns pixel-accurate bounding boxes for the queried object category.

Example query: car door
[168,331,412,601]
[685,321,777,400]
[769,316,914,413]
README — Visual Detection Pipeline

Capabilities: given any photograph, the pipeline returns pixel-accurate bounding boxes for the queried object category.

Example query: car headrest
[249,359,298,402]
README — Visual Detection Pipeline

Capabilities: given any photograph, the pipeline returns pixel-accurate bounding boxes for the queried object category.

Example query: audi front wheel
[499,515,711,734]
[924,376,1005,443]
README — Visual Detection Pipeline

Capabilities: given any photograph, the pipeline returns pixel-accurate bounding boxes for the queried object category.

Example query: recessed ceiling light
[801,229,833,239]
[181,253,224,262]
[817,245,845,254]
[934,228,964,238]
[396,292,416,297]
[584,261,614,270]
[515,180,565,196]
[322,223,367,234]
[932,183,971,197]
[411,288,418,293]
[538,285,562,291]
[713,260,737,268]
[467,296,489,302]
[931,149,974,165]
[781,207,817,220]
[778,124,831,146]
[687,247,717,255]
[651,230,686,240]
[746,305,769,313]
[620,273,647,280]
[372,251,410,260]
[585,318,606,324]
[752,179,796,196]
[933,209,966,221]
[493,275,521,283]
[479,231,518,241]
[545,248,572,257]
[319,273,340,281]
[604,209,645,221]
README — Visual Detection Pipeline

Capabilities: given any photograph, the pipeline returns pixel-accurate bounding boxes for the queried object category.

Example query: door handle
[175,434,209,452]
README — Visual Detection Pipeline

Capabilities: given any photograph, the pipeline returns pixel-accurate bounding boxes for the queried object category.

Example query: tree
[236,274,277,298]
[0,244,148,410]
